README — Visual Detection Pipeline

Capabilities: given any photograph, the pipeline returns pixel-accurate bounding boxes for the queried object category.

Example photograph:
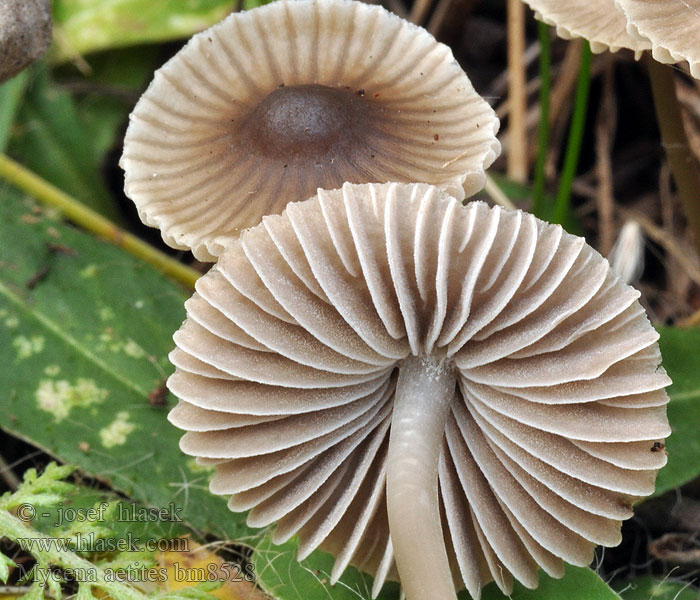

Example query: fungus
[167,182,671,600]
[614,0,700,79]
[120,0,500,261]
[520,0,650,55]
[0,0,52,83]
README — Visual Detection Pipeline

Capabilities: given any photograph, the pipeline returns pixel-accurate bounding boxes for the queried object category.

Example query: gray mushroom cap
[120,0,500,261]
[167,182,670,599]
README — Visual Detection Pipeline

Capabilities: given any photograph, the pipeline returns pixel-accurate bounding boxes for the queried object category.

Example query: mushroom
[520,0,650,55]
[120,0,500,261]
[614,0,700,79]
[167,182,671,600]
[0,0,52,83]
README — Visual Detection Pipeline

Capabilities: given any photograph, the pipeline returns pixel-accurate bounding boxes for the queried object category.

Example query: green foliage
[5,68,121,221]
[0,464,221,600]
[479,566,621,600]
[0,71,29,152]
[252,533,401,600]
[0,188,251,542]
[0,552,17,584]
[655,326,700,495]
[0,462,76,512]
[51,0,268,61]
[616,575,700,600]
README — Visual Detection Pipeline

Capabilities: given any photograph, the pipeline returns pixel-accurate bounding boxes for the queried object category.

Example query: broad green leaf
[655,326,700,495]
[7,68,121,221]
[252,533,400,600]
[479,566,620,600]
[0,71,29,152]
[616,575,700,600]
[55,45,161,165]
[52,0,268,61]
[252,533,620,600]
[0,187,251,543]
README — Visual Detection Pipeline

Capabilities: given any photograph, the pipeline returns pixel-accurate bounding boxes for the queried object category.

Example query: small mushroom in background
[522,0,700,78]
[120,0,500,262]
[167,182,671,600]
[520,0,650,56]
[614,0,700,79]
[0,0,52,83]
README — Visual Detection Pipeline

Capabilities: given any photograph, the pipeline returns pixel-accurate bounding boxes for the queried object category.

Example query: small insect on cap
[167,182,670,600]
[120,0,500,261]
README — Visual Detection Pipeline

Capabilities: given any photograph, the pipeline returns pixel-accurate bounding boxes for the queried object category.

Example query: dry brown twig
[595,56,617,256]
[506,0,528,182]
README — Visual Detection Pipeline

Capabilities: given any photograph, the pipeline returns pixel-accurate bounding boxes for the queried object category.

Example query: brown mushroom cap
[615,0,700,79]
[120,0,500,261]
[167,182,670,599]
[522,0,650,55]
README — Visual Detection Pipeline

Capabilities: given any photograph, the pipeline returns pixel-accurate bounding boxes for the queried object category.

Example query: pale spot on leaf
[80,264,98,278]
[99,307,115,321]
[36,378,108,422]
[100,411,135,448]
[13,335,45,360]
[44,364,60,376]
[123,339,146,359]
[187,459,215,474]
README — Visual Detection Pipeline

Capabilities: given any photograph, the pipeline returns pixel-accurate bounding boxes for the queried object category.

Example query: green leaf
[0,71,29,152]
[51,0,269,60]
[0,553,17,584]
[655,326,700,495]
[55,45,162,163]
[24,581,47,600]
[252,535,620,600]
[616,575,700,600]
[77,583,98,600]
[0,187,252,543]
[7,68,121,221]
[252,533,400,600]
[479,566,620,600]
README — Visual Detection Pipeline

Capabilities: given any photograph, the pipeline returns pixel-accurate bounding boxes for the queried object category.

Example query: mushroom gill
[521,0,650,55]
[615,0,700,79]
[167,182,671,600]
[120,0,500,261]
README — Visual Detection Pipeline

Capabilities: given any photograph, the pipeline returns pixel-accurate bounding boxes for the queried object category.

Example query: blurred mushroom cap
[522,0,650,56]
[167,182,670,598]
[120,0,500,261]
[0,0,52,82]
[615,0,700,78]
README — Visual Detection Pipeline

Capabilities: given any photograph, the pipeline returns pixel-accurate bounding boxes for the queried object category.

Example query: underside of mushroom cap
[167,182,670,599]
[615,0,700,78]
[120,0,500,261]
[522,0,650,56]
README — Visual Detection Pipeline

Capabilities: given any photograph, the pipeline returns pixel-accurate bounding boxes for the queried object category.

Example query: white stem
[386,355,457,600]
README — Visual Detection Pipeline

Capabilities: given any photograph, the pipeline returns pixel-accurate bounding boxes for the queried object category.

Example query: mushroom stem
[386,355,457,600]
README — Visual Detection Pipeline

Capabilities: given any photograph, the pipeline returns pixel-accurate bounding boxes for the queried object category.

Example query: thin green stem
[532,21,551,217]
[0,153,199,289]
[647,57,700,257]
[552,40,592,225]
